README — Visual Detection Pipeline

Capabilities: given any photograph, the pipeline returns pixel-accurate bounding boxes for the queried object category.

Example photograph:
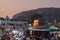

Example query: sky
[0,0,60,18]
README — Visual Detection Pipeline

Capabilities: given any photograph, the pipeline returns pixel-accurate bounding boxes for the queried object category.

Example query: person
[1,33,5,40]
[5,32,11,40]
[35,37,41,40]
[51,33,56,40]
[12,27,19,35]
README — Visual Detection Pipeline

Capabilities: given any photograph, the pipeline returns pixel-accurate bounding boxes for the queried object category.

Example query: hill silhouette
[12,7,60,23]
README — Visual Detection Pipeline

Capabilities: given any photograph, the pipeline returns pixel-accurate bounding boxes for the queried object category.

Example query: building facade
[0,17,28,27]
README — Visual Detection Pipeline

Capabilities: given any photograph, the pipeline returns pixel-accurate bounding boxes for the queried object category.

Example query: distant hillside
[12,7,60,22]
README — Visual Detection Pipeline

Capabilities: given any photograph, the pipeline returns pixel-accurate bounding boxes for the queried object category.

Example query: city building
[0,17,28,27]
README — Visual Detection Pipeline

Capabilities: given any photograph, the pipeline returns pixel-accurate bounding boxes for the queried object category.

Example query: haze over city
[0,0,60,18]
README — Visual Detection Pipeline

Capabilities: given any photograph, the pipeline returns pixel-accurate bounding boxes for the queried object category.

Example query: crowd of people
[1,27,30,40]
[1,24,60,40]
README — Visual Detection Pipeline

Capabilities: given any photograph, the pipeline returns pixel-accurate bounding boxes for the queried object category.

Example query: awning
[45,26,58,31]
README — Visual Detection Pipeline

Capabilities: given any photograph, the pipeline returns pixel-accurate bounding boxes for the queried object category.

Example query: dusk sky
[0,0,60,18]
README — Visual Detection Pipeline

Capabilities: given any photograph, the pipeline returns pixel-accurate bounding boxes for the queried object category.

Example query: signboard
[33,19,39,28]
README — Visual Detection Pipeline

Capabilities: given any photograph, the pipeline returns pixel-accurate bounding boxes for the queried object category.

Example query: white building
[0,17,28,27]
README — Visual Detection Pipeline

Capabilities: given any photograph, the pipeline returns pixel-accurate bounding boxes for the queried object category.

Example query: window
[20,24,22,26]
[10,24,14,26]
[2,23,5,26]
[16,24,19,26]
[24,23,27,25]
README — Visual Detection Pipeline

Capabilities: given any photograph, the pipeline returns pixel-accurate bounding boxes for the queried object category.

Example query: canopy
[45,26,58,31]
[29,28,48,31]
[28,26,58,31]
